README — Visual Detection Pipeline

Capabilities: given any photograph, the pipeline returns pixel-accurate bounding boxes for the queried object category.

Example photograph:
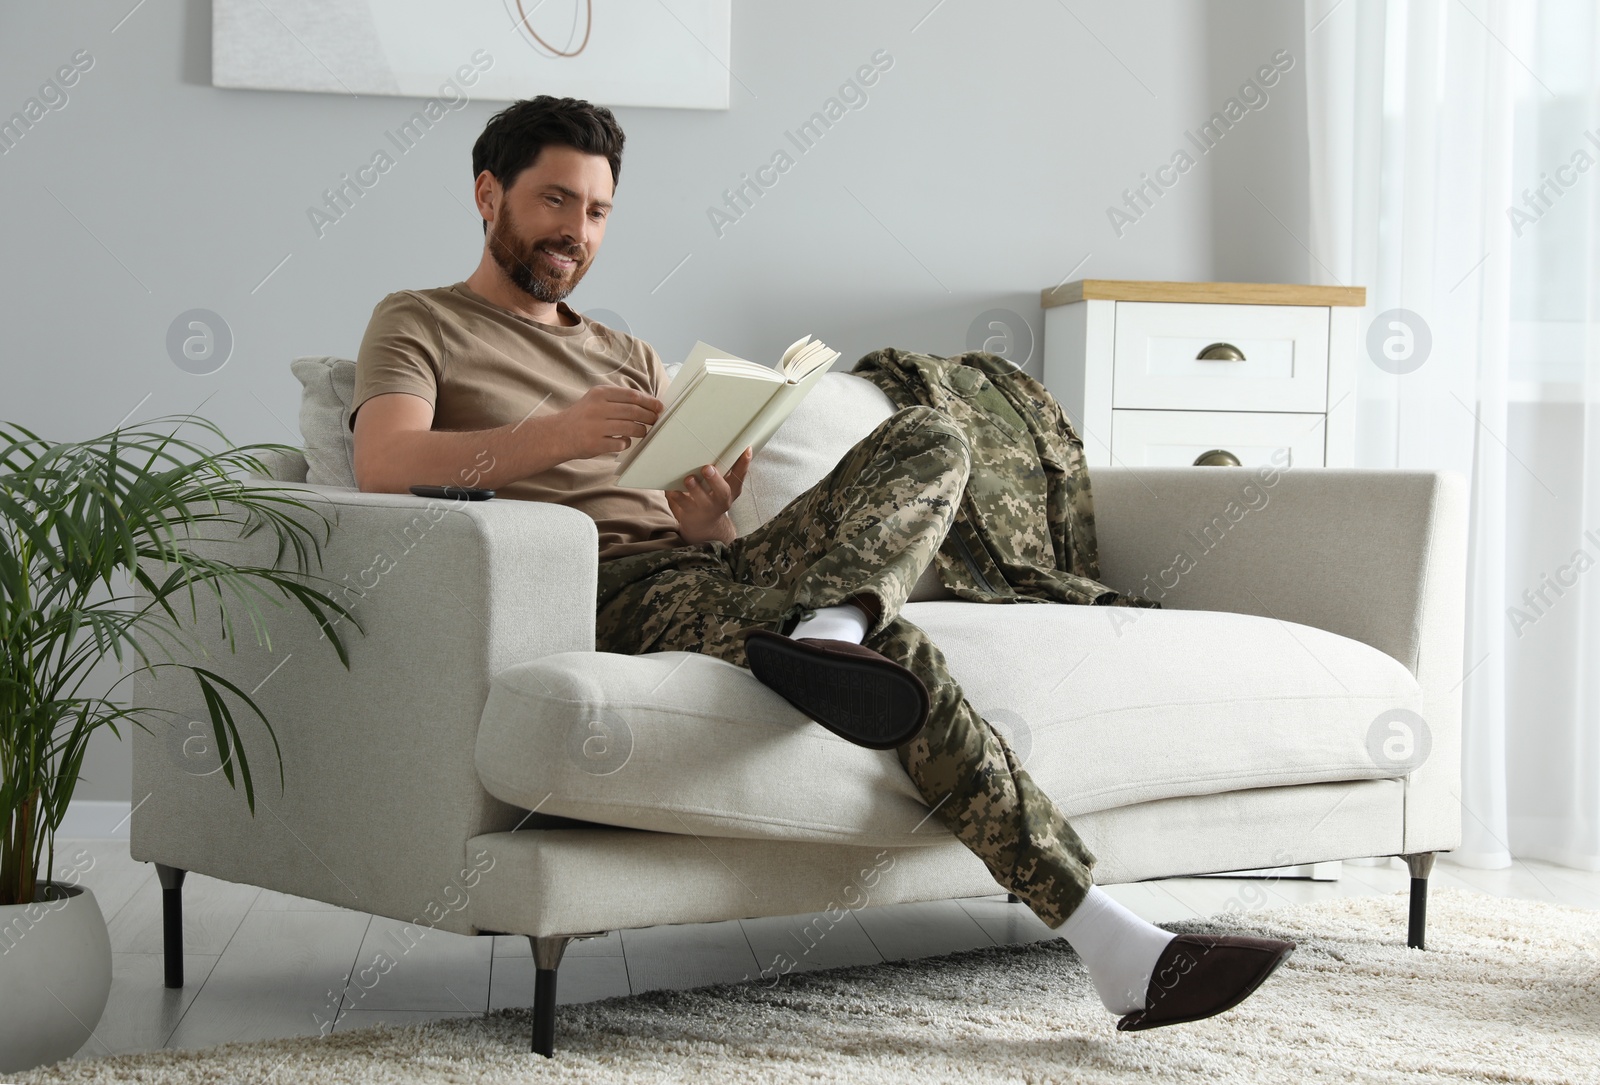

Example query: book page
[780,338,836,380]
[776,334,812,372]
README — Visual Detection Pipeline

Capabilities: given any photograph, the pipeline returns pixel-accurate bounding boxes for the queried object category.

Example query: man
[351,95,1293,1031]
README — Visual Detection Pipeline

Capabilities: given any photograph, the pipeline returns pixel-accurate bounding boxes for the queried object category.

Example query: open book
[615,335,840,491]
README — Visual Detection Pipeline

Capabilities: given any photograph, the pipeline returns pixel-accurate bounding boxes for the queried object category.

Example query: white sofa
[131,358,1469,1056]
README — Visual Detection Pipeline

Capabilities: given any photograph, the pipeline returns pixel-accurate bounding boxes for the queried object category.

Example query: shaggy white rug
[18,887,1600,1084]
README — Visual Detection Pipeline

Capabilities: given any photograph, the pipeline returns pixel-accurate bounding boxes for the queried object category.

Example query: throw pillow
[290,356,359,490]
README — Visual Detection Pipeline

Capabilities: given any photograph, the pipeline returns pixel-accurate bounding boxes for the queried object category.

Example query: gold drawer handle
[1193,449,1242,467]
[1197,342,1246,361]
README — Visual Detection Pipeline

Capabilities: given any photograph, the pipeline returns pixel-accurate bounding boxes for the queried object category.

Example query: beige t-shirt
[350,281,685,561]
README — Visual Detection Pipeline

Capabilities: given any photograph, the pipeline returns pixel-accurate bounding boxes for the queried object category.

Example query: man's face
[485,145,613,304]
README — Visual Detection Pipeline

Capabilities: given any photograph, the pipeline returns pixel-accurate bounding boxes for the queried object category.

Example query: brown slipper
[1116,933,1295,1031]
[743,630,930,750]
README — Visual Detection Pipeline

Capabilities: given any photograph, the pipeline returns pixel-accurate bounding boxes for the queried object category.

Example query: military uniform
[596,405,1099,927]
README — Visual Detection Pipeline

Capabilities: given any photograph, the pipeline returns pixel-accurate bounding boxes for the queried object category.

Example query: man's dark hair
[471,96,625,233]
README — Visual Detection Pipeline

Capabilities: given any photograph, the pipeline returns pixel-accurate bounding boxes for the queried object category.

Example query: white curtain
[1305,0,1600,871]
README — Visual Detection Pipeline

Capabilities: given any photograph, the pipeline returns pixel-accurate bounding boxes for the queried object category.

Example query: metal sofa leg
[527,932,610,1056]
[1006,893,1020,903]
[1402,852,1435,950]
[530,935,574,1058]
[155,864,187,988]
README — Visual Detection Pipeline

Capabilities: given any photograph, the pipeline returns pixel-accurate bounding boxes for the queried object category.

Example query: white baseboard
[59,800,133,839]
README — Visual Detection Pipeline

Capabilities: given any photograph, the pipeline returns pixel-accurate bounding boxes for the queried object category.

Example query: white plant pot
[0,884,113,1073]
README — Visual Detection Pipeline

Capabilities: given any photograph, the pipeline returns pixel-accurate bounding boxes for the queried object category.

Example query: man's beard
[487,203,591,304]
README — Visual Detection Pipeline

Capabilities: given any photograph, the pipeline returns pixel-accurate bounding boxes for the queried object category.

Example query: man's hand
[553,385,663,459]
[667,447,753,545]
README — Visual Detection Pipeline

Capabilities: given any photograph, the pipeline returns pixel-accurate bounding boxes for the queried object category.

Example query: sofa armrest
[1089,466,1469,854]
[131,483,598,931]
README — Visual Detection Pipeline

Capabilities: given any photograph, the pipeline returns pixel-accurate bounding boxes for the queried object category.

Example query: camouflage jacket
[852,348,1159,609]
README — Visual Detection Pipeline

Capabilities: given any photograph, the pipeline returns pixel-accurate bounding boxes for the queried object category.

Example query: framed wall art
[213,0,731,109]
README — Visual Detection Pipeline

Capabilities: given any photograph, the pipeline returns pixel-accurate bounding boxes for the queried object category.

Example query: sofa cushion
[290,355,359,489]
[475,602,1425,847]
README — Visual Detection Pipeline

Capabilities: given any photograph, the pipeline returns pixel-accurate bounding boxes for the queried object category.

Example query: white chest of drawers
[1040,280,1367,469]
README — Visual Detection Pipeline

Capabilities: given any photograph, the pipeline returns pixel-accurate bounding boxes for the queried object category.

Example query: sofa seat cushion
[474,603,1425,847]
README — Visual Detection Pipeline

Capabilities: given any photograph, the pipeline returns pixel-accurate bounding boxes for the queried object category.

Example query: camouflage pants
[595,406,1097,926]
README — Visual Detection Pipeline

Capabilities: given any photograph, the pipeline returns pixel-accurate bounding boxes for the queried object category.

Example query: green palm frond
[1,414,359,906]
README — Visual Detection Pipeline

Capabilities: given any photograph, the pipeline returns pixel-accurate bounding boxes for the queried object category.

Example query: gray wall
[1,1,1311,803]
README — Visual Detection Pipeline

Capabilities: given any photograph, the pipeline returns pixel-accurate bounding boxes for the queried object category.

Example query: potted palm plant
[0,415,356,1073]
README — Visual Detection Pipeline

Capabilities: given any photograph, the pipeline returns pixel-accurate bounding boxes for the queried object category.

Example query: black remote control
[408,485,496,501]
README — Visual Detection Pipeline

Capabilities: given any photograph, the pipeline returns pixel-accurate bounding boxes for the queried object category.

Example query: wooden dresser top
[1040,279,1368,309]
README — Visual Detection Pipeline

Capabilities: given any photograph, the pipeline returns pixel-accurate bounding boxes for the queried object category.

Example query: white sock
[789,604,870,644]
[1057,885,1177,1015]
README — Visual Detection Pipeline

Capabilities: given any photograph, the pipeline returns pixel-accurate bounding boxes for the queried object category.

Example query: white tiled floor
[55,838,1600,1060]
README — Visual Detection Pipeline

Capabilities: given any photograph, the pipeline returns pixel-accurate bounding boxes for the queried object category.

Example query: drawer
[1111,409,1325,467]
[1113,302,1329,412]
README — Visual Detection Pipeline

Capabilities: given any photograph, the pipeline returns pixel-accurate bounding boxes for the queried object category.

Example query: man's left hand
[667,447,753,545]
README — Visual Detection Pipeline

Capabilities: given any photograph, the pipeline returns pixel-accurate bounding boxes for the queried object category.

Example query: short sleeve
[350,292,444,431]
[643,341,671,398]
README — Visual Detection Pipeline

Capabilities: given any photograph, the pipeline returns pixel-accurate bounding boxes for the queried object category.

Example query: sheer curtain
[1305,0,1600,871]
